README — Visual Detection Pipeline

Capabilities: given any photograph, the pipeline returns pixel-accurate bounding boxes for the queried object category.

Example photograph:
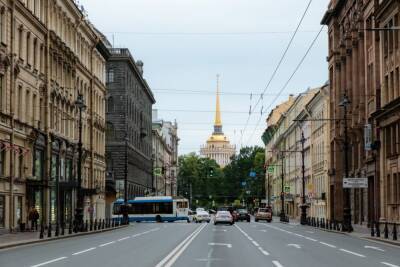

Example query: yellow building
[200,76,235,167]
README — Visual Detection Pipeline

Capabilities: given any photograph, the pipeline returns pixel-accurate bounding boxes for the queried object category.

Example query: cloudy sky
[80,0,330,155]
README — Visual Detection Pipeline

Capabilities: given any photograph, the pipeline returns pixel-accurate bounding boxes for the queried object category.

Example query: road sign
[154,168,162,177]
[241,181,247,186]
[284,185,290,193]
[343,178,368,188]
[249,171,256,177]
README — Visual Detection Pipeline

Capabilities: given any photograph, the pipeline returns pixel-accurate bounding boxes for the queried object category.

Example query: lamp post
[279,152,286,222]
[339,94,353,232]
[300,131,308,225]
[74,93,86,232]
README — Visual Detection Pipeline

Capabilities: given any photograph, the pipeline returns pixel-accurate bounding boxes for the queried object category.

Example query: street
[1,220,399,267]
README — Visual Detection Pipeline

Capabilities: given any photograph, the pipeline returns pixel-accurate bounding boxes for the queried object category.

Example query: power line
[239,0,314,147]
[245,25,325,145]
[104,30,322,36]
[152,88,292,96]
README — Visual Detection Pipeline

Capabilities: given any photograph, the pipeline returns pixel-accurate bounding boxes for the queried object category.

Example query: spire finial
[214,74,223,134]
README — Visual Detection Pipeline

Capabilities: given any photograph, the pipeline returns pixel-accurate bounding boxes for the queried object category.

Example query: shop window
[34,149,43,180]
[0,149,4,176]
[51,154,58,181]
[66,159,72,181]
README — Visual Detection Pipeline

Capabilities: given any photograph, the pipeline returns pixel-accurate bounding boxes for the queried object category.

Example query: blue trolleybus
[112,196,190,223]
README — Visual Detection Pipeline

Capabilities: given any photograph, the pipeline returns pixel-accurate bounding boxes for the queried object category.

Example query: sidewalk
[276,216,400,246]
[0,225,128,250]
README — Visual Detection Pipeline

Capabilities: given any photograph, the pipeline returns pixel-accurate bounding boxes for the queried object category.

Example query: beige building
[263,85,330,220]
[0,0,109,232]
[200,77,235,167]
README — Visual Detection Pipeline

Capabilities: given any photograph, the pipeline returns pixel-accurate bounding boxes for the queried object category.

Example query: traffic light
[209,167,214,177]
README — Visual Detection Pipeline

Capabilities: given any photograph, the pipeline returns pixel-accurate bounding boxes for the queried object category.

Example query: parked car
[194,210,211,223]
[237,208,251,222]
[214,210,234,225]
[255,207,272,222]
[196,207,205,213]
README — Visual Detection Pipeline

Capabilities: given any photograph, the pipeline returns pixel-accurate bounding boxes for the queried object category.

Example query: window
[107,69,114,83]
[18,27,23,59]
[0,75,3,110]
[51,154,58,181]
[26,32,30,65]
[0,195,4,228]
[107,97,114,113]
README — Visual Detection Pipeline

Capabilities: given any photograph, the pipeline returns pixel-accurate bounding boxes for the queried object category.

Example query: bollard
[102,219,105,230]
[55,222,59,237]
[85,220,89,232]
[376,221,380,238]
[94,219,98,231]
[316,218,320,228]
[61,222,65,236]
[48,223,52,238]
[39,223,44,239]
[90,220,93,231]
[393,224,397,241]
[325,219,329,230]
[371,221,375,237]
[384,222,389,239]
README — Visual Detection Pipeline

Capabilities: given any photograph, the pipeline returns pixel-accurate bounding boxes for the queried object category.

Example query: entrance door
[330,185,335,220]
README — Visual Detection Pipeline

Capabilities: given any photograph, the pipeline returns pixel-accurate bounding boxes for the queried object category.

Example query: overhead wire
[245,25,325,145]
[239,0,314,148]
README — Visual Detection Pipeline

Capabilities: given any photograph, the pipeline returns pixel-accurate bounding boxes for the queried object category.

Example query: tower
[200,75,236,167]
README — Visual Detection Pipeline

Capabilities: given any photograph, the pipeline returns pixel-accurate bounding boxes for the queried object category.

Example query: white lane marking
[319,242,336,248]
[258,247,270,256]
[305,237,317,242]
[272,260,284,267]
[155,224,206,267]
[98,241,116,247]
[248,237,253,241]
[208,242,232,248]
[30,257,68,267]
[364,245,385,252]
[260,229,267,232]
[294,233,305,237]
[118,237,130,241]
[252,241,260,247]
[381,262,400,267]
[306,231,314,234]
[213,229,227,232]
[72,247,96,255]
[339,249,366,258]
[287,244,301,249]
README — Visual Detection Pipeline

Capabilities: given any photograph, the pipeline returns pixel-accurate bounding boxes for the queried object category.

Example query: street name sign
[343,178,368,188]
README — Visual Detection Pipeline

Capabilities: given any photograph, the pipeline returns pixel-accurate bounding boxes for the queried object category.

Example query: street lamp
[279,152,287,222]
[74,93,86,232]
[299,131,308,225]
[339,94,353,232]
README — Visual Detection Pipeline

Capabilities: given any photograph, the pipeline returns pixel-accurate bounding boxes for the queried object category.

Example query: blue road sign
[249,171,256,177]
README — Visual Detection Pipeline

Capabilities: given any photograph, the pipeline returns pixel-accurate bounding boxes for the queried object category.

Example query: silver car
[214,211,234,225]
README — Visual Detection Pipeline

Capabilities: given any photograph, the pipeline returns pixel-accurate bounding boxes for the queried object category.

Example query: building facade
[322,0,400,225]
[263,86,330,220]
[105,48,155,212]
[200,77,235,167]
[0,0,109,232]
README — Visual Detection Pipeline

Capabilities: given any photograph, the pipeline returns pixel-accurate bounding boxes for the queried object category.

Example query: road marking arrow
[208,242,232,248]
[287,244,301,249]
[364,245,385,252]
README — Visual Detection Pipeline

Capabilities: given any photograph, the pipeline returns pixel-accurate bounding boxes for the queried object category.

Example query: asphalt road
[1,219,399,267]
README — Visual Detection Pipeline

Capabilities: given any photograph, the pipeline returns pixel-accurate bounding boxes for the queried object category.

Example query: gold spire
[214,74,222,127]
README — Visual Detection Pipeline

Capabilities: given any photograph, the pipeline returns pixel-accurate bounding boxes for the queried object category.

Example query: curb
[0,225,129,250]
[362,236,400,247]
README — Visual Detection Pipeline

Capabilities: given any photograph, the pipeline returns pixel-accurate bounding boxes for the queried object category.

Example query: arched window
[107,97,114,113]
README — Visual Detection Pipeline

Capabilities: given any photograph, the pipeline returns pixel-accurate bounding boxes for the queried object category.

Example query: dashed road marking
[319,242,336,248]
[30,257,68,267]
[272,260,284,267]
[287,244,301,249]
[306,231,314,234]
[118,236,130,241]
[258,247,270,256]
[72,247,96,255]
[208,242,232,248]
[339,248,366,258]
[304,237,317,242]
[364,245,385,252]
[99,241,116,247]
[381,262,400,267]
[252,241,260,247]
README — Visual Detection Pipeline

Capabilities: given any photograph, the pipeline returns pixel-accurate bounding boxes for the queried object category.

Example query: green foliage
[177,146,265,208]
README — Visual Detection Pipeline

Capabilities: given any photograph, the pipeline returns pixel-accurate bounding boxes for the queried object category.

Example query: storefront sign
[343,178,368,188]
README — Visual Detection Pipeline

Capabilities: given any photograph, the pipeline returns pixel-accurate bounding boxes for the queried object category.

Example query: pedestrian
[30,207,39,231]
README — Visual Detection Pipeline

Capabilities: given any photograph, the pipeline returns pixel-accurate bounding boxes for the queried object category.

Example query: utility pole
[74,93,86,232]
[300,131,308,225]
[340,94,352,232]
[279,152,286,222]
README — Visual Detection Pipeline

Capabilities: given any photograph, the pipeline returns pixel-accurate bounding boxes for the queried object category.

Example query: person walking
[32,207,39,231]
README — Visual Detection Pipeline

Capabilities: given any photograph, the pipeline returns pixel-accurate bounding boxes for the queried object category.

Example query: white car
[196,207,205,213]
[194,210,211,223]
[214,211,234,225]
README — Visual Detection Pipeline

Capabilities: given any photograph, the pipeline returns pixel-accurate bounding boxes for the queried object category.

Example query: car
[214,210,234,225]
[254,207,272,222]
[196,207,205,213]
[194,210,211,223]
[237,208,251,222]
